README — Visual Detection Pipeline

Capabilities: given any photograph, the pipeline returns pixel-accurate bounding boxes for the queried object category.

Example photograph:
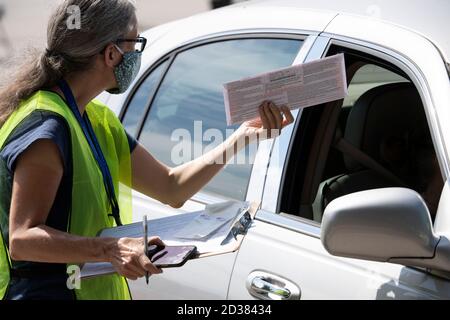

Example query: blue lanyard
[57,79,123,226]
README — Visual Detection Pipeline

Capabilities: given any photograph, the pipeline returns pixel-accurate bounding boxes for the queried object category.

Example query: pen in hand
[143,215,149,285]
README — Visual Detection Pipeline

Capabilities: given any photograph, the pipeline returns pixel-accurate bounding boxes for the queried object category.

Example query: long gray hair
[0,0,137,126]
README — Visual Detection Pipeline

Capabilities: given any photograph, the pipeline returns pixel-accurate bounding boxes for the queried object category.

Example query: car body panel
[435,180,450,237]
[130,252,238,300]
[233,0,450,64]
[228,212,450,299]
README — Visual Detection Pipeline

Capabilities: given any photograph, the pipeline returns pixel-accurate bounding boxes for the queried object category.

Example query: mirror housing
[321,188,450,272]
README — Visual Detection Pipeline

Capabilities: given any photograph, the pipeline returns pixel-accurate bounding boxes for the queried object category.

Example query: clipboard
[195,200,259,258]
[80,200,260,279]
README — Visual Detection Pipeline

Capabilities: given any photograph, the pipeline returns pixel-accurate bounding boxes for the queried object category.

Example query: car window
[122,60,168,137]
[136,38,303,200]
[317,61,442,221]
[280,49,443,223]
[342,64,408,107]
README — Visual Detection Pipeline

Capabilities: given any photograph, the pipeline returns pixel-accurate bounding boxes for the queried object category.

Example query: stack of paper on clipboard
[80,200,259,279]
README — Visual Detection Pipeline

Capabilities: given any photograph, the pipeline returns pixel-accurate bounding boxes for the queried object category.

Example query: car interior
[280,46,444,223]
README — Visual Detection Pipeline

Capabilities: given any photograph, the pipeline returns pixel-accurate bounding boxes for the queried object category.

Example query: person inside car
[379,129,443,219]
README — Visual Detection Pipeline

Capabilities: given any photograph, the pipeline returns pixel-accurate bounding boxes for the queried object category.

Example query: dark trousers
[5,274,75,300]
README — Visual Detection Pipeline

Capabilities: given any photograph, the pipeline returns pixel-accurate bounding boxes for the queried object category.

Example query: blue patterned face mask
[107,44,142,94]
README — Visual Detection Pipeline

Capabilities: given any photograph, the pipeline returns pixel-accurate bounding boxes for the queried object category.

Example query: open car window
[342,64,408,107]
[280,46,444,223]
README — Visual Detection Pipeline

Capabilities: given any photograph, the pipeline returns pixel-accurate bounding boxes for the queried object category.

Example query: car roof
[229,0,450,64]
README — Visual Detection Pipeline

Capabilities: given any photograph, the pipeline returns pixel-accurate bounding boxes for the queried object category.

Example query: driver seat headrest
[343,82,427,171]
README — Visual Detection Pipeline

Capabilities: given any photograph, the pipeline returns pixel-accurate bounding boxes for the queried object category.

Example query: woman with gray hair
[0,0,293,300]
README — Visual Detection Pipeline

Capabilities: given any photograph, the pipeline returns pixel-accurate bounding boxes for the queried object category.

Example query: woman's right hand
[107,236,165,280]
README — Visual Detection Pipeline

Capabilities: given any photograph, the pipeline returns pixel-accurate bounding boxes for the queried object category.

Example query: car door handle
[246,271,301,300]
[252,277,291,298]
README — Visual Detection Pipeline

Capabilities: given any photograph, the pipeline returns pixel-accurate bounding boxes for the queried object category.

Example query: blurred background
[0,0,245,68]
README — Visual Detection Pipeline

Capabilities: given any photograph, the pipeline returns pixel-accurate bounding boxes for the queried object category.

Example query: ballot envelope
[223,53,348,126]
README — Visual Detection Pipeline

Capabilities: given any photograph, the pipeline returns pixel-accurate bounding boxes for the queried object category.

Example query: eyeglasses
[115,36,147,53]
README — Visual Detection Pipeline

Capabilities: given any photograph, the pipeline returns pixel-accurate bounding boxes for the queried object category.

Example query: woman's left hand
[236,101,295,143]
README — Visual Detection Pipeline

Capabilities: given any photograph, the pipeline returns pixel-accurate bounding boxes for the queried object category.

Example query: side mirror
[321,188,450,273]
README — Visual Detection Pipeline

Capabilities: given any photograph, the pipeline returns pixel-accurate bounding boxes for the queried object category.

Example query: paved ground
[0,0,211,68]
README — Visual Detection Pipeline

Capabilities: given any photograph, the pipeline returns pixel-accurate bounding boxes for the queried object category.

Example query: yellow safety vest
[0,90,133,300]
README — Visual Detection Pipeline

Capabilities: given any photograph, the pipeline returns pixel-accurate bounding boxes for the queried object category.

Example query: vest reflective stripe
[0,91,133,300]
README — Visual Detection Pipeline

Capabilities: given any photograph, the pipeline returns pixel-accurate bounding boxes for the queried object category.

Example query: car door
[228,36,450,300]
[119,35,306,299]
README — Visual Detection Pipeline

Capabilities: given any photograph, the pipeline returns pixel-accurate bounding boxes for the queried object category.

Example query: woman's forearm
[131,102,293,208]
[167,129,248,207]
[9,224,116,264]
[10,224,164,280]
[131,128,248,208]
[166,103,292,206]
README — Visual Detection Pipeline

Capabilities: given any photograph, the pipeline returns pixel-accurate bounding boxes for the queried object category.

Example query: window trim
[120,58,171,136]
[261,36,331,213]
[256,209,321,239]
[120,58,170,122]
[246,35,318,206]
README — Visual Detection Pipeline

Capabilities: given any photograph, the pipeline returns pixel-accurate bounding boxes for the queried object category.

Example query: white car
[99,0,450,299]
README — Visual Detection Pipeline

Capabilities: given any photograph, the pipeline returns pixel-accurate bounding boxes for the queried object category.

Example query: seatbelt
[333,128,408,188]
